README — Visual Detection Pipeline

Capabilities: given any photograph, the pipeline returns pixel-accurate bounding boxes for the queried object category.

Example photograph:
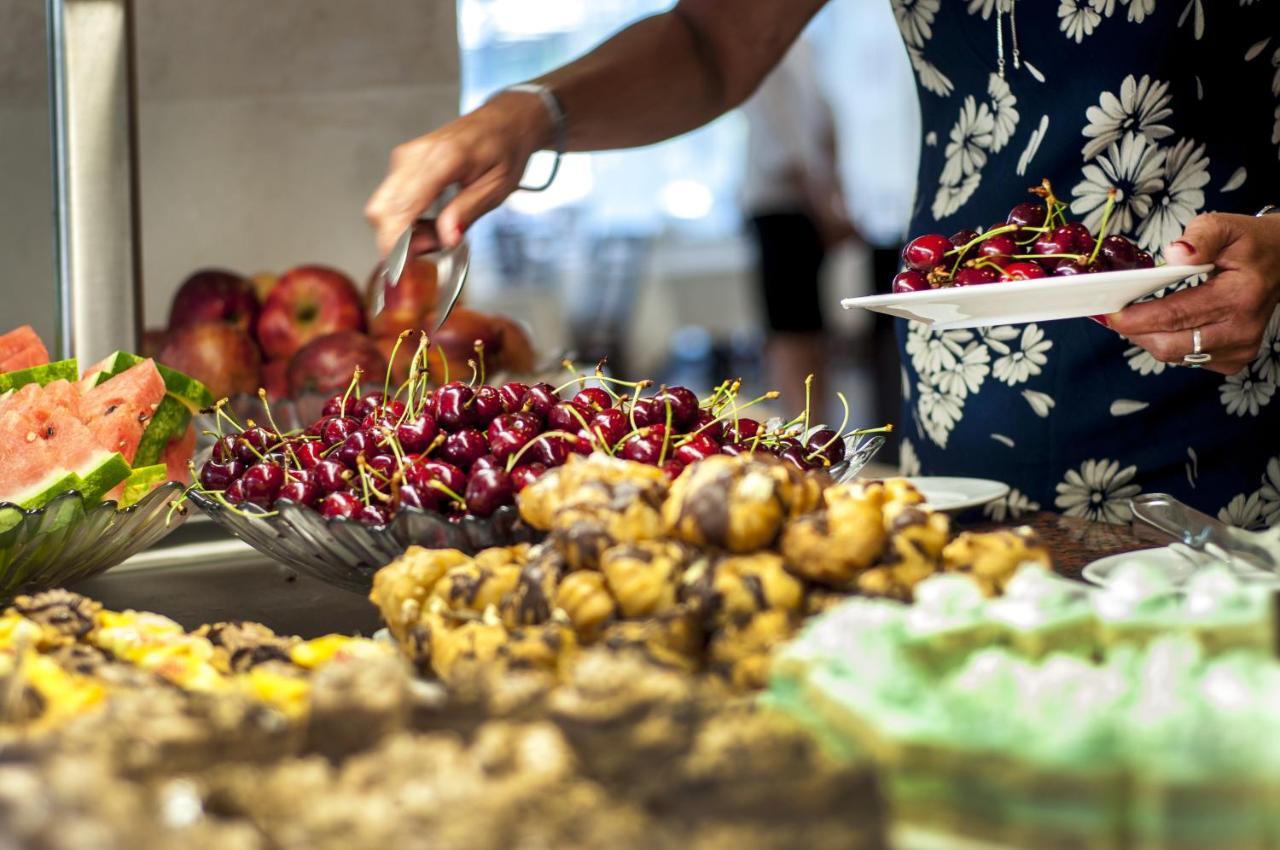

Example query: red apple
[168,269,259,336]
[366,257,439,338]
[261,360,289,401]
[157,321,261,401]
[430,306,501,365]
[286,331,388,398]
[141,328,168,359]
[490,314,535,375]
[257,265,365,361]
[250,271,279,304]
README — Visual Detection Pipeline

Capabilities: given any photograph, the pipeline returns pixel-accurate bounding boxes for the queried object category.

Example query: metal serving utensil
[382,186,471,332]
[1129,493,1277,573]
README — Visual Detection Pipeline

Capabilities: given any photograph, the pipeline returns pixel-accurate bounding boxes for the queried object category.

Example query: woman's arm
[365,0,828,254]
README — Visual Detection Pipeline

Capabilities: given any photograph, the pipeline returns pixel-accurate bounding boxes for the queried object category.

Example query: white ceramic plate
[841,264,1212,330]
[1082,545,1279,588]
[904,476,1009,513]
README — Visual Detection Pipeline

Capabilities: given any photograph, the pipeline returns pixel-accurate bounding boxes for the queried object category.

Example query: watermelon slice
[119,464,168,507]
[82,350,213,412]
[0,400,130,508]
[0,359,79,395]
[0,326,49,372]
[79,360,166,464]
[162,423,196,485]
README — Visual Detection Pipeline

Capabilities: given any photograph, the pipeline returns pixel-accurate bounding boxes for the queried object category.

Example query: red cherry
[354,392,386,420]
[1006,202,1047,229]
[661,459,686,479]
[471,386,503,427]
[572,387,613,415]
[892,270,931,293]
[276,480,319,508]
[1060,222,1095,256]
[653,387,699,428]
[356,504,390,527]
[510,463,547,492]
[235,426,278,462]
[211,434,239,463]
[1098,235,1138,271]
[471,455,503,476]
[1053,259,1102,277]
[977,234,1018,259]
[285,467,313,486]
[621,434,665,465]
[464,467,515,517]
[1135,249,1155,269]
[902,234,953,273]
[293,441,324,469]
[547,402,581,433]
[497,382,530,414]
[726,418,761,443]
[487,413,541,460]
[314,459,353,493]
[520,383,559,418]
[804,429,846,467]
[526,434,574,467]
[367,453,399,480]
[336,431,377,468]
[321,416,358,447]
[395,414,438,454]
[630,397,665,428]
[199,459,244,491]
[949,228,980,254]
[587,408,631,448]
[778,445,815,470]
[1001,262,1049,281]
[241,463,284,506]
[439,429,488,469]
[406,459,467,502]
[224,478,247,505]
[689,409,724,443]
[396,483,437,512]
[433,381,476,430]
[721,443,756,458]
[322,394,355,417]
[320,491,360,520]
[673,434,720,466]
[953,267,1001,286]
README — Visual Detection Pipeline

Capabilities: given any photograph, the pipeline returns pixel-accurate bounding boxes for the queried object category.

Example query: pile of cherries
[892,180,1153,293]
[194,358,878,526]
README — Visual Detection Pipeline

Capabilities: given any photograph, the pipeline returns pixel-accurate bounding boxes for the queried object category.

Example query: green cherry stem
[1087,187,1119,266]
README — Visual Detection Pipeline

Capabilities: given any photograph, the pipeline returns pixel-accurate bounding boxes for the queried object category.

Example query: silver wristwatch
[490,82,567,192]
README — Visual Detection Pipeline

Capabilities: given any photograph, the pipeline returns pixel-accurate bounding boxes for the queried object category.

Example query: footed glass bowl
[0,483,188,601]
[186,430,885,596]
[187,493,538,594]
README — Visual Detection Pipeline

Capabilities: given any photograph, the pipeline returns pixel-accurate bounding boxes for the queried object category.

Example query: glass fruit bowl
[187,492,538,594]
[185,428,885,596]
[0,483,188,601]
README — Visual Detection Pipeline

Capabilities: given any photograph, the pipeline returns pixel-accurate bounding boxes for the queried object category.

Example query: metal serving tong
[382,191,471,333]
[1129,493,1278,573]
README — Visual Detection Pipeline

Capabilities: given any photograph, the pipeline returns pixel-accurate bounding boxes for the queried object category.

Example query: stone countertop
[975,511,1174,582]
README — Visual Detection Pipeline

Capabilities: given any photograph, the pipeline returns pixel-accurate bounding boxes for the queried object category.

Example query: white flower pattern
[992,324,1053,386]
[984,488,1041,522]
[1219,491,1266,530]
[899,438,922,476]
[1220,369,1276,417]
[986,74,1019,153]
[1123,0,1156,22]
[1059,0,1103,42]
[1135,137,1210,253]
[942,96,995,184]
[1071,132,1167,236]
[1080,75,1174,161]
[1054,459,1142,523]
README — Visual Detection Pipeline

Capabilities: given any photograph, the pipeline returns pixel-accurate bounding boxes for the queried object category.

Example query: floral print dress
[891,0,1280,527]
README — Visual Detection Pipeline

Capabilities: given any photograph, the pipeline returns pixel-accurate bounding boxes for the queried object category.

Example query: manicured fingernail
[1170,239,1195,256]
[1088,314,1111,328]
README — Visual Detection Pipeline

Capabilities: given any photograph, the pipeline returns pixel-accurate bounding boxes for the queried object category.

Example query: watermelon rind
[119,464,168,507]
[0,359,79,395]
[89,351,213,411]
[133,396,192,467]
[6,470,80,511]
[69,452,132,505]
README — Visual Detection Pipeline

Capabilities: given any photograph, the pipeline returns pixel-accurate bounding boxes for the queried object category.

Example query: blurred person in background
[739,33,858,408]
[367,2,1280,526]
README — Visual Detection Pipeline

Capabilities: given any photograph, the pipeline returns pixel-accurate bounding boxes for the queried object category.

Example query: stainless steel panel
[47,0,142,362]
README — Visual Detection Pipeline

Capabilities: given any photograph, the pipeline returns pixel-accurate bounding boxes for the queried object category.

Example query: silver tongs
[382,201,471,333]
[1129,493,1278,573]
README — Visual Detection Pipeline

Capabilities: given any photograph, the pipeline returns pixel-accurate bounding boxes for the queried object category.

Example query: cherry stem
[427,479,466,511]
[1013,253,1086,261]
[474,340,487,387]
[1088,188,1118,266]
[804,392,852,462]
[437,344,450,386]
[210,398,243,437]
[657,400,674,466]
[340,368,364,414]
[506,429,580,471]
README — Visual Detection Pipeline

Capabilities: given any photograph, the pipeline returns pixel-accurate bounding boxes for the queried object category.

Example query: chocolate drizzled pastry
[707,609,797,690]
[519,454,669,532]
[500,546,565,629]
[941,526,1051,596]
[370,547,473,645]
[663,455,822,553]
[9,590,100,644]
[554,571,618,642]
[600,540,692,619]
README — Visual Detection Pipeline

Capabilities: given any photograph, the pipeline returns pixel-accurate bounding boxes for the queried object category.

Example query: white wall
[0,0,460,345]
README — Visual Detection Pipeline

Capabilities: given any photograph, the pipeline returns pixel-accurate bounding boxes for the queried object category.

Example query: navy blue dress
[892,0,1280,527]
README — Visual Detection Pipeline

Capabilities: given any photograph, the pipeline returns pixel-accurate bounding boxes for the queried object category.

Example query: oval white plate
[1082,545,1279,588]
[904,476,1009,513]
[841,264,1212,330]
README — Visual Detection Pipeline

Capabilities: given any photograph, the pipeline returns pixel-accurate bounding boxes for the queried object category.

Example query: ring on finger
[1182,326,1212,367]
